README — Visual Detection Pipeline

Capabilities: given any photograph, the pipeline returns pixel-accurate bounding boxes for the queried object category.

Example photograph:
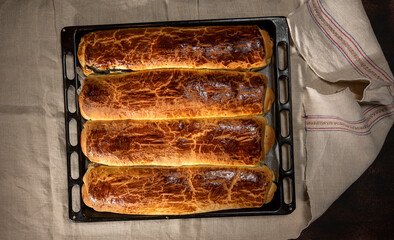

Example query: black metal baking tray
[61,17,295,222]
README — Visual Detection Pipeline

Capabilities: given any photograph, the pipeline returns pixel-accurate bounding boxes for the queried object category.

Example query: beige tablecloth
[0,0,392,239]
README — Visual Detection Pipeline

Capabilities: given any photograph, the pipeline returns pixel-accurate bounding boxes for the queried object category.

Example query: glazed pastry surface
[78,25,273,75]
[82,165,277,215]
[79,69,274,120]
[81,117,275,166]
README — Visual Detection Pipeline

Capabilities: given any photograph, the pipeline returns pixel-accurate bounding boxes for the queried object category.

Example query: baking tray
[61,17,295,222]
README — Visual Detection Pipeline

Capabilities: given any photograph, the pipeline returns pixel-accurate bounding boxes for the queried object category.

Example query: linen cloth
[287,0,394,222]
[0,0,391,239]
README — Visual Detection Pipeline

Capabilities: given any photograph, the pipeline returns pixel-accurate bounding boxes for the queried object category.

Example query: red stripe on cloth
[305,104,394,123]
[306,126,371,134]
[308,1,373,80]
[306,116,368,125]
[316,0,393,84]
[368,111,394,126]
[305,110,394,134]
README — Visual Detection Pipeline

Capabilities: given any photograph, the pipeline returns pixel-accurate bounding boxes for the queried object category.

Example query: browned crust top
[78,25,272,75]
[82,165,275,215]
[79,69,272,120]
[77,25,277,216]
[81,117,272,166]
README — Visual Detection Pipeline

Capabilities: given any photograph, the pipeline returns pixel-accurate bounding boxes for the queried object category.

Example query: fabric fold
[303,87,393,221]
[288,0,394,223]
[288,0,394,105]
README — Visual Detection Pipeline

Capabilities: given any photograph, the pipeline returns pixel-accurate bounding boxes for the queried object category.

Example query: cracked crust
[264,86,275,114]
[77,25,273,75]
[82,164,276,215]
[265,175,277,204]
[79,69,274,120]
[81,116,274,166]
[261,29,273,66]
[264,125,275,157]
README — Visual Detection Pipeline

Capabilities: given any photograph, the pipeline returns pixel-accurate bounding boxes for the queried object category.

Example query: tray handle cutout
[66,52,75,80]
[72,185,81,219]
[278,42,288,71]
[279,76,289,104]
[67,85,76,113]
[281,144,291,171]
[71,151,79,179]
[68,119,78,146]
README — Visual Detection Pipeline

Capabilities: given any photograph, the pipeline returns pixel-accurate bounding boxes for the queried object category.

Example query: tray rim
[61,16,295,222]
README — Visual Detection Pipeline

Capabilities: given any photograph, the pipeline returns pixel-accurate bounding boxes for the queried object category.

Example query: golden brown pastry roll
[82,164,277,215]
[79,69,274,120]
[78,25,273,75]
[81,117,275,166]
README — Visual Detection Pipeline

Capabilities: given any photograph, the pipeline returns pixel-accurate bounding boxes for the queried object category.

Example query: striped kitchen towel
[288,0,393,222]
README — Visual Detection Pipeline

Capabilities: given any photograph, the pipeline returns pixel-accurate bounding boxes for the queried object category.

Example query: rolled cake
[82,164,277,215]
[81,117,275,166]
[78,25,273,75]
[79,69,274,120]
